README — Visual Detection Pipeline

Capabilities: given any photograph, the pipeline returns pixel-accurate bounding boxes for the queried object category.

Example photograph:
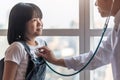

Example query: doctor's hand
[37,46,66,67]
[37,46,58,64]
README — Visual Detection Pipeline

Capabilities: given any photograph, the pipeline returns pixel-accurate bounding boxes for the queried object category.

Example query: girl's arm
[3,61,18,80]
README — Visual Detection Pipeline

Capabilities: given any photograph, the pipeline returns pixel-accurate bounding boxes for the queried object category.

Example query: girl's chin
[35,33,42,36]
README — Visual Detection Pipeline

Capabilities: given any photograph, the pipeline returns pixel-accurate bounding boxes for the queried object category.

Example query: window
[41,36,79,80]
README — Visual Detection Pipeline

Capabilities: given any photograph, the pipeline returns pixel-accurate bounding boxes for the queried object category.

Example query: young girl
[3,2,46,80]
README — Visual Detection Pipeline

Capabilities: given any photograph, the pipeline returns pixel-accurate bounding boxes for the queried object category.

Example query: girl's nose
[37,19,43,27]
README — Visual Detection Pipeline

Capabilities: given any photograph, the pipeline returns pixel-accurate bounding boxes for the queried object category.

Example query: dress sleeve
[64,32,113,71]
[4,42,25,65]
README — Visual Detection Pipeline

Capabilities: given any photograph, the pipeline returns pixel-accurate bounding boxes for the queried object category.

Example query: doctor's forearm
[54,58,66,67]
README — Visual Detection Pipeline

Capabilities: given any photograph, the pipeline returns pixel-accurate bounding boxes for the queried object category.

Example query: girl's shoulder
[5,41,27,65]
[6,41,25,54]
[9,41,24,49]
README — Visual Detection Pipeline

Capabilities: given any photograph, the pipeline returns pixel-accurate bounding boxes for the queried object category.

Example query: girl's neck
[26,39,38,46]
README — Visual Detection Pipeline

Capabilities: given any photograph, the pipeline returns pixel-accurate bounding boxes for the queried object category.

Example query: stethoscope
[44,0,114,76]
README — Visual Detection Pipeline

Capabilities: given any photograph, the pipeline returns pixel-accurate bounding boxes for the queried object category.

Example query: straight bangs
[29,3,43,19]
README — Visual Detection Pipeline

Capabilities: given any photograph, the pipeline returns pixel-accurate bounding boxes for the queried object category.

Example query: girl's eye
[31,18,41,22]
[32,19,37,22]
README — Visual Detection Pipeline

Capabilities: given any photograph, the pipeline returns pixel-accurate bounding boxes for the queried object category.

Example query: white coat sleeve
[64,32,112,71]
[111,26,120,79]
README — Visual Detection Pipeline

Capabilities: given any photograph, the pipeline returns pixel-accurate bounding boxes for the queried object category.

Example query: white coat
[64,9,120,80]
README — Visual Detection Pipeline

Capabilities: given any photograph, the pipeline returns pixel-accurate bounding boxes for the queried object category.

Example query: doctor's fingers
[38,46,52,54]
[38,52,48,59]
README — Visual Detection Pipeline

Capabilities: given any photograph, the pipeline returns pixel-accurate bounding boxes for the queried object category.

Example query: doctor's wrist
[54,58,66,67]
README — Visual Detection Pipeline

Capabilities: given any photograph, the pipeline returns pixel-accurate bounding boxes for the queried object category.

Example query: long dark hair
[7,2,43,44]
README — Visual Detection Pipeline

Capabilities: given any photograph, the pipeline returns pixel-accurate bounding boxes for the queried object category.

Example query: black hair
[7,2,43,44]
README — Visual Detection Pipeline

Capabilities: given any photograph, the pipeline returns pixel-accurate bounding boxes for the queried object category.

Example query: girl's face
[25,17,43,38]
[95,0,113,17]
